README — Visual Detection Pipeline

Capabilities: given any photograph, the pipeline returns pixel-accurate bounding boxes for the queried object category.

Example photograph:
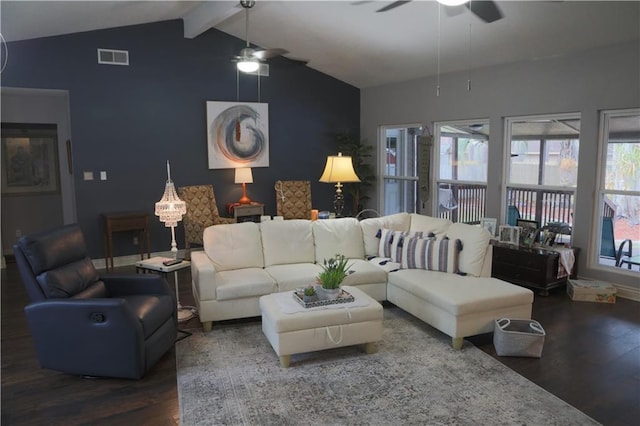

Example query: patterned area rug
[176,307,600,426]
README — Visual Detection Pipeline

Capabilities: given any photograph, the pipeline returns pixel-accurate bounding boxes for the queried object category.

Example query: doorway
[1,87,76,258]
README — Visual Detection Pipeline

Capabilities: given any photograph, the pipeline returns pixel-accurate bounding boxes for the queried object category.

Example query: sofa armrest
[191,251,219,300]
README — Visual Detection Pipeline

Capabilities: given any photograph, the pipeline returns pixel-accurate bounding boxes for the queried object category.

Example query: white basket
[493,318,545,358]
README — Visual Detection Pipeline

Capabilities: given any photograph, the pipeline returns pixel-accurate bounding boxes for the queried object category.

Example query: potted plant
[302,285,317,303]
[316,254,353,300]
[335,132,376,216]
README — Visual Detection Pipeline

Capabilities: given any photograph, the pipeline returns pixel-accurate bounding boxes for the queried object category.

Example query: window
[504,114,580,242]
[434,120,489,223]
[596,109,640,271]
[380,125,421,215]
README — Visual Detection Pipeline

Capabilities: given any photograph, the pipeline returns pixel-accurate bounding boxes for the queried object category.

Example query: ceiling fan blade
[376,1,412,13]
[253,48,289,60]
[466,1,503,23]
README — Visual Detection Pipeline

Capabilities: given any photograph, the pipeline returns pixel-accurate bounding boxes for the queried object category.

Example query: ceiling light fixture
[237,57,259,73]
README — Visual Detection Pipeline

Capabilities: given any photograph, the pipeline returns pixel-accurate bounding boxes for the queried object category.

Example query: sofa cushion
[313,217,364,263]
[360,212,411,257]
[341,259,388,285]
[265,263,323,292]
[388,270,533,316]
[377,228,424,262]
[215,268,277,301]
[261,219,315,267]
[203,222,264,271]
[409,214,453,237]
[401,237,462,274]
[368,257,401,273]
[445,222,491,277]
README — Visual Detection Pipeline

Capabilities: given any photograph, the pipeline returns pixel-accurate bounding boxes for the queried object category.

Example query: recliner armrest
[24,299,148,379]
[102,274,173,297]
[25,298,143,332]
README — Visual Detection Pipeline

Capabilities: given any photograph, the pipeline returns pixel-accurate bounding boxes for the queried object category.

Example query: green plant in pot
[335,132,375,216]
[302,285,317,303]
[317,254,354,300]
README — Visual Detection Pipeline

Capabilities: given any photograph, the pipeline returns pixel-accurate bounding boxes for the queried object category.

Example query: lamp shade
[155,161,186,227]
[235,167,254,184]
[319,153,361,183]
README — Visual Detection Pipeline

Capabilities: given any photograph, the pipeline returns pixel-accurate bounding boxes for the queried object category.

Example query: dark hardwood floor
[2,260,639,425]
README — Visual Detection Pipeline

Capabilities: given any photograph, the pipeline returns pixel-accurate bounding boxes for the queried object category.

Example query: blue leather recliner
[13,224,177,379]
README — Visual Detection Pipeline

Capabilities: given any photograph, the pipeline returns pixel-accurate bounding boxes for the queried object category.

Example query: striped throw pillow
[401,236,462,274]
[377,228,425,262]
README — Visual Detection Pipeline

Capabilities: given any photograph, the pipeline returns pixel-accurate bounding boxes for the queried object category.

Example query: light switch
[83,171,94,181]
[100,171,107,180]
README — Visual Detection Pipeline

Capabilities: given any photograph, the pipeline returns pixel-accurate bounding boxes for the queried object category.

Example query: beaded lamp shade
[155,161,187,256]
[155,180,187,227]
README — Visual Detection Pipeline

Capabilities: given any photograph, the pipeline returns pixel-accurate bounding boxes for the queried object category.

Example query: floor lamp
[154,161,193,322]
[319,152,361,217]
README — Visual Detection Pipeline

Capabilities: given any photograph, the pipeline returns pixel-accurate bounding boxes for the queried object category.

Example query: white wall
[361,41,640,293]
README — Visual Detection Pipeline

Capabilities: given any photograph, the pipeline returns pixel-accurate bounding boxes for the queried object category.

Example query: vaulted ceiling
[2,1,639,88]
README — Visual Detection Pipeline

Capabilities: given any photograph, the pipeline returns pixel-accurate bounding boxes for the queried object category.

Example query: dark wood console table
[491,241,579,296]
[102,212,151,271]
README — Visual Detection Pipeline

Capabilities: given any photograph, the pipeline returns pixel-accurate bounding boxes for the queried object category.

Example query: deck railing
[507,186,575,226]
[437,184,576,227]
[438,184,486,224]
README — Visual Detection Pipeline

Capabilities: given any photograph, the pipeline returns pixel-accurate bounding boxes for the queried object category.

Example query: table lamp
[154,161,192,322]
[319,152,360,217]
[235,167,253,204]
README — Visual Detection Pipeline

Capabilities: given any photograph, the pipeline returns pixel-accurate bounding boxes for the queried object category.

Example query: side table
[102,212,151,271]
[226,202,264,223]
[135,256,194,322]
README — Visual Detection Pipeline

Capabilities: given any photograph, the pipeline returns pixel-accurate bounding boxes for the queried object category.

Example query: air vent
[97,48,129,66]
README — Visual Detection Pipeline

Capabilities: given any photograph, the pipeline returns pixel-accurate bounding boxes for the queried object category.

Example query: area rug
[176,307,600,426]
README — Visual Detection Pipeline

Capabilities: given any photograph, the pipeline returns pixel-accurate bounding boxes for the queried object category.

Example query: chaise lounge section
[190,213,533,348]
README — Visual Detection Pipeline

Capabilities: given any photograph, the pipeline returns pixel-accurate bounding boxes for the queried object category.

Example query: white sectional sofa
[190,213,533,348]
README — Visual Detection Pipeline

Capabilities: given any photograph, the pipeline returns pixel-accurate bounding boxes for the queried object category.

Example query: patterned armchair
[177,185,235,257]
[275,180,312,220]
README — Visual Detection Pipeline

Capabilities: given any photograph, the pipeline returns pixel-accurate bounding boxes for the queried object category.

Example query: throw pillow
[401,236,462,274]
[377,228,426,262]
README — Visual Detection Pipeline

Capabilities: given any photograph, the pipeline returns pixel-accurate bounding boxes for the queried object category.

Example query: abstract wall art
[206,101,269,169]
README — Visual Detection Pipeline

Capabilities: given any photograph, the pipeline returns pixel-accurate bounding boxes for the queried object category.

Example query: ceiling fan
[234,0,305,73]
[376,0,503,24]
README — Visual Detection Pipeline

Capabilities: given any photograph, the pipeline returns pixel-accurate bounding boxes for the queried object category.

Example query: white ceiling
[2,1,639,88]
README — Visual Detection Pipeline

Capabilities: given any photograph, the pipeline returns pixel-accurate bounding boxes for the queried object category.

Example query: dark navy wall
[2,20,360,258]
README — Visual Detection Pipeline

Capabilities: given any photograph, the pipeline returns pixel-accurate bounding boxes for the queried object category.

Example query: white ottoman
[259,286,383,367]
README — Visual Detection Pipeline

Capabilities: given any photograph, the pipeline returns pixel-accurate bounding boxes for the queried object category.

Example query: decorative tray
[293,289,355,309]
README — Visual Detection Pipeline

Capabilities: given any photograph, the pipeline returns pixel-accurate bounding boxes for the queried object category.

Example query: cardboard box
[567,279,616,303]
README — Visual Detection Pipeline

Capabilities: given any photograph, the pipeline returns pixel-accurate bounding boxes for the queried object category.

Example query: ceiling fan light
[237,59,260,73]
[438,0,468,6]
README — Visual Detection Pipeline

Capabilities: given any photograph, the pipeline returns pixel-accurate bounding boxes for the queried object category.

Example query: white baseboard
[93,249,187,270]
[613,283,640,302]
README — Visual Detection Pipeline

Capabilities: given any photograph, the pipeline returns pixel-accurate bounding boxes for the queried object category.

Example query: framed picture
[1,133,60,196]
[499,225,520,245]
[541,230,557,247]
[520,227,540,247]
[206,101,269,169]
[516,219,539,229]
[480,217,498,236]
